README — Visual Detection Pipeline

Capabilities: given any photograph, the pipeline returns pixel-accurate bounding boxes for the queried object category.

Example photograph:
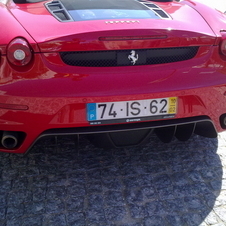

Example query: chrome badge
[128,50,139,65]
[105,20,140,24]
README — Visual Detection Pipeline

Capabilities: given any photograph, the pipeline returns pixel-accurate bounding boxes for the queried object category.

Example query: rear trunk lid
[8,0,217,52]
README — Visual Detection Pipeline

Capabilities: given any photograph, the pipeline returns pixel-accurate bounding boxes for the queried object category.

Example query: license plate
[87,97,177,125]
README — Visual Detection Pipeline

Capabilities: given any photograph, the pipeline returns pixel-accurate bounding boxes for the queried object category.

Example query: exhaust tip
[1,131,18,149]
[220,114,226,129]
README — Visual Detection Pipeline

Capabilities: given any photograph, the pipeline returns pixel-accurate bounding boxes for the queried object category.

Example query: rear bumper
[0,86,225,153]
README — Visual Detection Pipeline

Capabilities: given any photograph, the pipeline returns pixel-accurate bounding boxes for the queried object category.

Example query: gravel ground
[0,131,226,226]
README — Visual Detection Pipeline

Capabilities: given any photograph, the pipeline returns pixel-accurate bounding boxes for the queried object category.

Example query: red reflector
[0,103,29,110]
[99,35,167,41]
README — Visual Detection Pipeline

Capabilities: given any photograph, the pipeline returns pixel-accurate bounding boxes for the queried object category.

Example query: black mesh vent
[48,4,62,10]
[136,0,170,19]
[54,11,70,20]
[45,0,73,22]
[60,47,199,67]
[152,9,169,18]
[144,3,159,9]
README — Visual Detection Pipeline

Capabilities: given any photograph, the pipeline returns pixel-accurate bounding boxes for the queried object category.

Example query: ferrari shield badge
[128,50,138,65]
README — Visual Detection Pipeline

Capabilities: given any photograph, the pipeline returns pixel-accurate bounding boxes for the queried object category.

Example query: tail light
[7,38,33,66]
[220,31,226,56]
[99,35,167,41]
[220,39,226,56]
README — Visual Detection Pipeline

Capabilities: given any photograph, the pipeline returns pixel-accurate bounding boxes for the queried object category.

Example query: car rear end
[0,0,226,153]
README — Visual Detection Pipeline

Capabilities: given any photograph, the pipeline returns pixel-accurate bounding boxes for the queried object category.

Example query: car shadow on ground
[0,133,222,226]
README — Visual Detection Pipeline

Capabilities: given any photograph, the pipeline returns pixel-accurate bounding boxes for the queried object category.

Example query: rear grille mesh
[60,47,199,67]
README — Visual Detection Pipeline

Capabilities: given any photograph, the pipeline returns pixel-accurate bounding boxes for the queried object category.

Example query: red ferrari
[0,0,226,153]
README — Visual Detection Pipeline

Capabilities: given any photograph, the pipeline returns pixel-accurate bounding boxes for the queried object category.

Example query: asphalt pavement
[0,131,226,226]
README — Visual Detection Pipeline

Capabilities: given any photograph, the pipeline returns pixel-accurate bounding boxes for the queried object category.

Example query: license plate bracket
[87,97,177,125]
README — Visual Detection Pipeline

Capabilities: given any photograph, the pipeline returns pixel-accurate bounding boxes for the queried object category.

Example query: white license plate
[87,97,177,124]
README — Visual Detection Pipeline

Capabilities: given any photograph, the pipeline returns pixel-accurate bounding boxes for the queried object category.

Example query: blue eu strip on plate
[87,103,97,121]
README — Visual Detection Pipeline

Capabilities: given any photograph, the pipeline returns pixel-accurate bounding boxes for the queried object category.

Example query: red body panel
[7,1,217,50]
[0,0,226,153]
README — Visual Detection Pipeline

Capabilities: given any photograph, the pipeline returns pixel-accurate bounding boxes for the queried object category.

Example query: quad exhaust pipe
[1,131,18,149]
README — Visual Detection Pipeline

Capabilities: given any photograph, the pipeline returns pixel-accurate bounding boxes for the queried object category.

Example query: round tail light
[220,39,226,56]
[7,38,33,66]
[220,31,226,56]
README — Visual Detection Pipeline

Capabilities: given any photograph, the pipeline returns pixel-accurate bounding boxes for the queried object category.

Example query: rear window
[66,0,161,20]
[14,0,170,21]
[46,0,166,21]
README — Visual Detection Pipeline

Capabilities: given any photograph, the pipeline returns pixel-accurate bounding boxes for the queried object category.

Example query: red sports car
[0,0,226,153]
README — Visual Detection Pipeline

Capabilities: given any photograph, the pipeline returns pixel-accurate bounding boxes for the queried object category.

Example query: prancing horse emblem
[128,50,138,65]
